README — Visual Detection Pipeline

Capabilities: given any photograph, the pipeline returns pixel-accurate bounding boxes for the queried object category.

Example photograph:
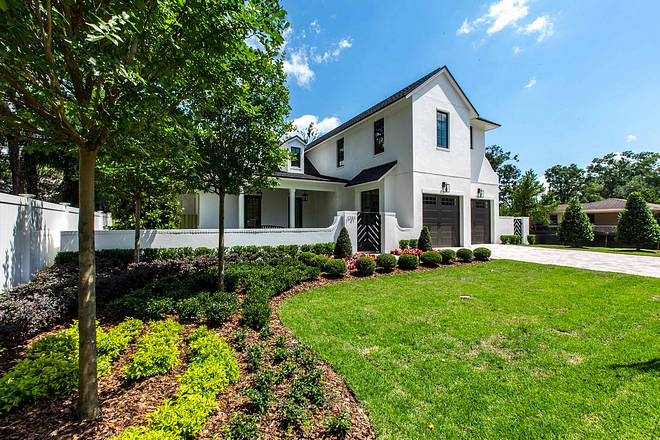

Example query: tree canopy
[557,197,594,246]
[616,192,660,250]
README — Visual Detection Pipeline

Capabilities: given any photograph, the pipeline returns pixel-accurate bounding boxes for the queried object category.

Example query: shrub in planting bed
[420,251,443,267]
[355,256,376,275]
[398,254,419,270]
[527,234,536,245]
[408,239,418,250]
[122,319,183,380]
[334,227,353,259]
[500,235,522,245]
[376,253,397,270]
[473,247,492,261]
[298,252,316,266]
[398,239,410,250]
[324,259,347,276]
[456,248,474,262]
[418,226,433,252]
[440,249,456,264]
[242,286,272,330]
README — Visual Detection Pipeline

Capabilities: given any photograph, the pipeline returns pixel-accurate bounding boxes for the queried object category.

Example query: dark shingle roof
[554,198,660,212]
[307,66,450,149]
[273,156,348,183]
[345,161,397,187]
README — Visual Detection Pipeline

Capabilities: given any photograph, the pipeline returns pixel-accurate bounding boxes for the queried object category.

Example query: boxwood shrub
[324,259,347,276]
[376,253,397,270]
[242,286,271,330]
[398,239,410,250]
[355,256,376,276]
[408,239,418,250]
[527,234,536,245]
[298,252,316,266]
[500,235,522,245]
[397,254,419,270]
[440,249,456,264]
[456,248,474,262]
[310,255,330,269]
[473,247,492,261]
[420,251,442,267]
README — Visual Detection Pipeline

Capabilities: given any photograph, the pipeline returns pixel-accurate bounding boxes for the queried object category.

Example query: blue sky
[279,0,660,178]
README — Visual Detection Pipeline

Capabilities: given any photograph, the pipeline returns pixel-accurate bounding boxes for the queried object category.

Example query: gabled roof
[307,66,497,150]
[553,198,660,213]
[281,135,307,145]
[345,161,397,188]
[273,156,348,184]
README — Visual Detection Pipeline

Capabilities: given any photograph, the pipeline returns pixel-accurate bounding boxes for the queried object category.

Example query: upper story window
[470,126,473,149]
[374,118,384,155]
[337,138,345,167]
[291,146,301,168]
[437,111,449,149]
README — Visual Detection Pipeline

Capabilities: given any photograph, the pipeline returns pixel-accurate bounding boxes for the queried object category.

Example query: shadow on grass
[611,358,660,372]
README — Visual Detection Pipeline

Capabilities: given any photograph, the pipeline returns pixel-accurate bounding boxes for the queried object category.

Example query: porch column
[289,188,296,228]
[238,193,245,229]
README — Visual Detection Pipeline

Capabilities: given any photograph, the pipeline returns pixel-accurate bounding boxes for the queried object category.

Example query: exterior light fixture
[301,192,309,202]
[442,182,450,193]
[477,188,485,198]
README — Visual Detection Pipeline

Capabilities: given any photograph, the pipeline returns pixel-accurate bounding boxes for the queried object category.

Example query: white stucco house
[175,66,526,252]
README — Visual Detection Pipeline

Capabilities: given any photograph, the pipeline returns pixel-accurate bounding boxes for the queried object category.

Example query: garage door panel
[471,199,491,244]
[423,195,459,247]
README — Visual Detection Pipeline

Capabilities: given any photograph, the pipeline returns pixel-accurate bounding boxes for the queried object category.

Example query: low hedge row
[115,326,239,440]
[500,235,522,245]
[0,318,143,414]
[122,319,183,380]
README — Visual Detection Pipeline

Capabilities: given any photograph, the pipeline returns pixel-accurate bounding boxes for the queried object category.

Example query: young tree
[418,226,433,252]
[616,192,660,251]
[544,164,586,203]
[334,227,353,259]
[508,169,558,226]
[485,145,521,213]
[0,0,286,420]
[192,44,291,292]
[557,197,594,247]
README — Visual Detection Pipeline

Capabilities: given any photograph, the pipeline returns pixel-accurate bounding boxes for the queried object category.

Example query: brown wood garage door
[471,199,491,244]
[423,195,460,247]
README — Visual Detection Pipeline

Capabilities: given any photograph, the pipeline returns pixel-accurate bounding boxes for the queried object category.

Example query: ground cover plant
[280,260,660,439]
[122,319,183,380]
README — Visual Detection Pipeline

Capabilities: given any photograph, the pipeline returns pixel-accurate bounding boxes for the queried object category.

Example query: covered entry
[423,194,459,247]
[471,199,491,244]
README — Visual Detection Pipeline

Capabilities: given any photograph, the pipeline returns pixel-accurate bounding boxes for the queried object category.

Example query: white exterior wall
[0,193,111,290]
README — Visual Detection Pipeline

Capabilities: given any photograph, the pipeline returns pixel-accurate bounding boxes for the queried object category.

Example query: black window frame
[291,146,301,168]
[437,111,449,149]
[361,189,379,213]
[374,118,384,155]
[470,126,473,150]
[337,138,345,168]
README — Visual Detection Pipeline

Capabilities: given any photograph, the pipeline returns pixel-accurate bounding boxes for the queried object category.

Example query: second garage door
[423,194,460,247]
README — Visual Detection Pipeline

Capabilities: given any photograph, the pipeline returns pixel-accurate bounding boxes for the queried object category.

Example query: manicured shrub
[194,247,216,256]
[355,256,376,275]
[557,196,594,247]
[616,191,660,250]
[298,251,316,266]
[310,255,330,269]
[440,249,456,264]
[500,235,522,245]
[420,251,443,267]
[174,296,204,319]
[324,259,347,276]
[526,234,536,245]
[202,292,239,324]
[397,254,419,270]
[313,242,335,255]
[53,251,77,265]
[473,247,492,261]
[408,239,418,250]
[376,253,397,270]
[456,248,474,262]
[418,226,433,252]
[398,239,410,250]
[306,266,322,279]
[334,227,353,259]
[242,287,271,330]
[113,427,179,440]
[122,319,183,380]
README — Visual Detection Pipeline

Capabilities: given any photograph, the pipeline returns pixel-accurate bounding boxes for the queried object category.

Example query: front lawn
[532,244,660,257]
[279,260,660,439]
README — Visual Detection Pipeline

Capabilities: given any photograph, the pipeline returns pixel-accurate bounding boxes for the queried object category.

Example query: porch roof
[272,156,348,184]
[345,160,397,187]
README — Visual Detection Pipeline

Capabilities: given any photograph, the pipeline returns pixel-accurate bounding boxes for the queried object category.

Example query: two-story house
[185,66,504,251]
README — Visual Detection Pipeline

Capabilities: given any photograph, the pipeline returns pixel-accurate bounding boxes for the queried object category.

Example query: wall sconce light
[442,182,450,193]
[477,188,485,198]
[301,192,309,202]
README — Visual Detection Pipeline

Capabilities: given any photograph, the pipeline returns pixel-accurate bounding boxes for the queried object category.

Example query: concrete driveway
[473,244,660,278]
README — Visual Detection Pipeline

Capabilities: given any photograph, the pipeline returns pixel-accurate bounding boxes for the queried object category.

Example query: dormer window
[291,146,301,168]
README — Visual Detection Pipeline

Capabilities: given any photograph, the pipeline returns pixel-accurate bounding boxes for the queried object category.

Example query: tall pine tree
[557,197,594,247]
[616,192,660,251]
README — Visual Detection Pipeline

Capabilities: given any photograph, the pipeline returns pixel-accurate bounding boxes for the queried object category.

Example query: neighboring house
[180,66,515,251]
[549,198,660,227]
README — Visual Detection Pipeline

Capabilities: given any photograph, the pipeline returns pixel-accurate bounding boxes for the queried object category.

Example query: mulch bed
[0,260,484,439]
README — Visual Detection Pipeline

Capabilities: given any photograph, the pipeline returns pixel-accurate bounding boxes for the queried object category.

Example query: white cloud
[311,38,353,63]
[523,15,554,41]
[457,0,554,42]
[625,135,637,143]
[310,20,321,34]
[283,51,315,88]
[514,46,523,54]
[525,77,536,88]
[245,35,264,51]
[456,18,473,35]
[291,114,341,136]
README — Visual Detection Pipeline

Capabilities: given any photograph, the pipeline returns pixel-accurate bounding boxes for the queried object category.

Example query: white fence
[60,216,343,252]
[0,193,111,290]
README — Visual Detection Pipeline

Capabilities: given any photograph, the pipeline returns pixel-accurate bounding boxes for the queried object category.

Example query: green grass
[532,244,660,257]
[279,260,660,439]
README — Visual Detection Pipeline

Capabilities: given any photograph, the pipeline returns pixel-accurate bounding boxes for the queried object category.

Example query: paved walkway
[471,244,660,278]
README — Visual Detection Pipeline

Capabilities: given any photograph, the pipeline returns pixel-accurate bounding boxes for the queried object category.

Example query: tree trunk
[23,151,38,196]
[218,189,225,292]
[134,195,141,264]
[8,135,23,195]
[77,147,100,421]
